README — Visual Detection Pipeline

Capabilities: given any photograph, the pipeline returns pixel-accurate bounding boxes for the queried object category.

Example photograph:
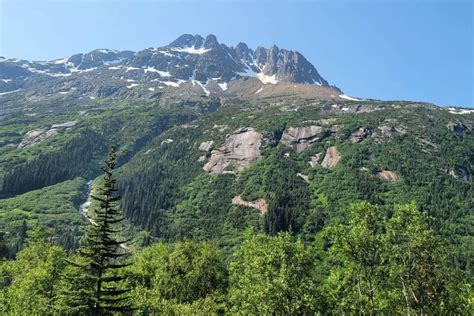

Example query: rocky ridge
[0,34,350,102]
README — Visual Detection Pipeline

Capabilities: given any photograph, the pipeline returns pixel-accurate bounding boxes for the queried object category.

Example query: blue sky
[0,0,472,107]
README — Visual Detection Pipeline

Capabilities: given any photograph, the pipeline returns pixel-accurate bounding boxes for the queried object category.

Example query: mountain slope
[0,34,472,272]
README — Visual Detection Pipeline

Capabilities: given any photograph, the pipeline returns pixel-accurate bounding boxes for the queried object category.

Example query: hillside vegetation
[0,91,472,313]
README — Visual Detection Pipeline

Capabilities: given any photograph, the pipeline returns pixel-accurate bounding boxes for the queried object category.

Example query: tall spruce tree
[61,148,132,314]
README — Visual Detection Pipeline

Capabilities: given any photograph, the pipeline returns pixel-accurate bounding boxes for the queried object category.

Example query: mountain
[0,34,472,274]
[0,34,342,101]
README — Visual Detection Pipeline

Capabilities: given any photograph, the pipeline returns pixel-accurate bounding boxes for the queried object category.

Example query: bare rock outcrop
[447,121,469,136]
[281,125,326,153]
[350,127,369,143]
[328,103,377,114]
[213,124,229,132]
[377,170,399,182]
[309,153,322,168]
[199,140,214,152]
[18,129,58,148]
[297,173,310,183]
[51,120,77,128]
[449,167,470,182]
[203,127,262,175]
[161,139,173,144]
[232,195,268,215]
[18,120,78,149]
[378,125,395,137]
[321,146,340,169]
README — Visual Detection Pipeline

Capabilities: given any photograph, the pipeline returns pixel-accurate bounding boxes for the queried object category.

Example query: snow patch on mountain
[171,46,211,55]
[237,65,259,78]
[96,49,119,54]
[103,59,122,65]
[196,80,210,96]
[218,82,228,91]
[313,78,323,86]
[162,80,185,87]
[143,67,171,77]
[157,50,174,57]
[258,73,278,84]
[237,64,278,84]
[339,94,361,101]
[0,89,21,96]
[125,67,140,72]
[447,107,474,115]
[53,58,68,64]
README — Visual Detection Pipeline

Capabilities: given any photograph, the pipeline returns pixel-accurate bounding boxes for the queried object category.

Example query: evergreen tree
[61,148,133,314]
[14,220,28,254]
[0,231,10,259]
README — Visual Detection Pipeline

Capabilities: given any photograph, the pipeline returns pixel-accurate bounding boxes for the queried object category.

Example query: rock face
[254,45,329,85]
[203,127,262,175]
[198,140,214,152]
[18,129,58,148]
[309,153,322,168]
[447,121,470,136]
[0,33,336,97]
[377,170,399,182]
[350,127,369,143]
[18,120,78,148]
[321,146,340,169]
[449,167,470,182]
[232,195,268,215]
[51,121,77,128]
[297,173,310,183]
[281,125,326,153]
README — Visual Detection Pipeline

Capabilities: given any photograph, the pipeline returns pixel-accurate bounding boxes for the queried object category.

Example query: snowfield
[339,94,361,101]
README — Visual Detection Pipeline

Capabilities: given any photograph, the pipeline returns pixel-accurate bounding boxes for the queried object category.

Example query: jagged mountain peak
[203,34,220,48]
[169,34,205,49]
[0,33,344,99]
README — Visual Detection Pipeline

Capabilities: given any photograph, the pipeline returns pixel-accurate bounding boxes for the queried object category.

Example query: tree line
[0,149,470,314]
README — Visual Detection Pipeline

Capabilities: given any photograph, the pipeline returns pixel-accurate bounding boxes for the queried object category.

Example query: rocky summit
[0,34,342,102]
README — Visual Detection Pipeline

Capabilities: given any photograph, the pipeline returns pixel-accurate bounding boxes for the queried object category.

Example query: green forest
[0,6,472,312]
[0,201,471,314]
[0,95,472,314]
[0,147,472,314]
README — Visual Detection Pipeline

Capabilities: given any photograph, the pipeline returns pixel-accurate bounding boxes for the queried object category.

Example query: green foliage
[62,149,132,314]
[0,208,470,314]
[324,202,388,314]
[228,231,319,314]
[323,202,471,315]
[1,129,107,195]
[238,150,311,235]
[126,241,227,314]
[0,93,472,313]
[0,238,67,315]
[0,178,87,256]
[384,203,470,314]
